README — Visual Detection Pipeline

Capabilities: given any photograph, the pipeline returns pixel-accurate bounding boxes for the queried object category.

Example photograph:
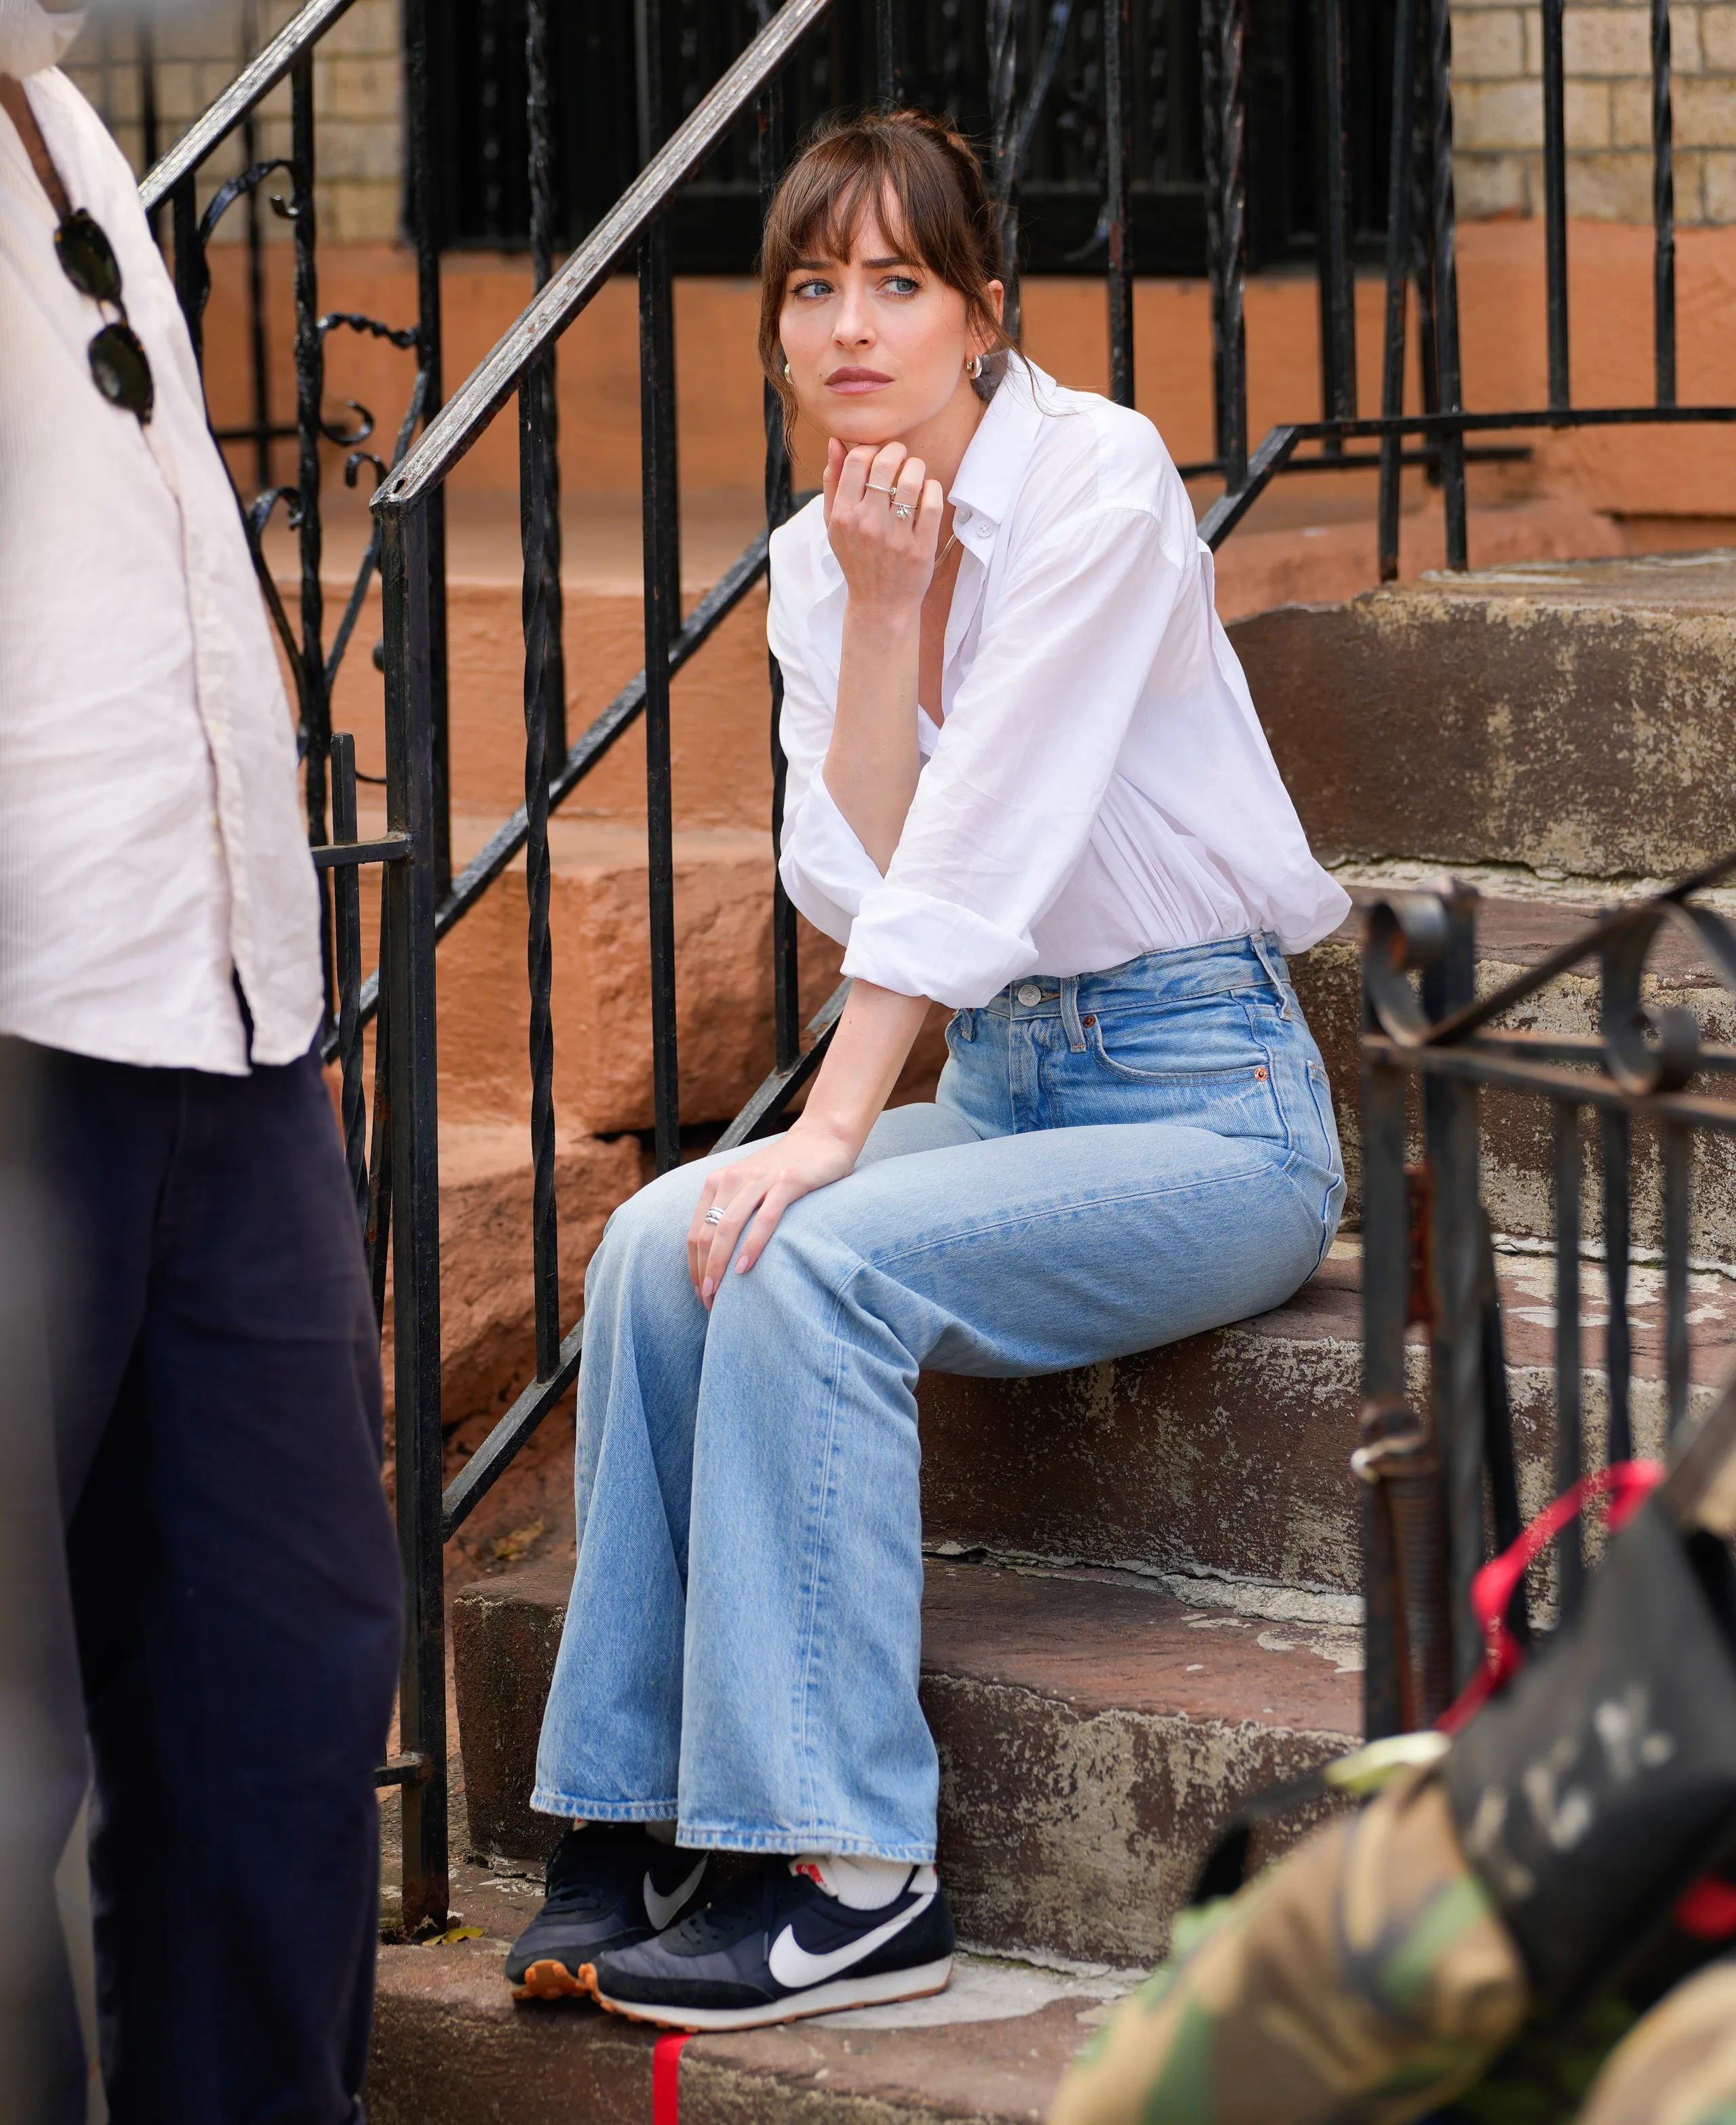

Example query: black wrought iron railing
[138,0,453,1930]
[140,0,1736,1932]
[1358,862,1736,1736]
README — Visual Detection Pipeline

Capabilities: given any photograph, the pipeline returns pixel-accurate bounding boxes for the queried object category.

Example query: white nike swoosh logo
[766,1890,934,1989]
[643,1858,706,1932]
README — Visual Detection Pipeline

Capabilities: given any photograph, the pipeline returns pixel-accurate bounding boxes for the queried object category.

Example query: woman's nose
[833,292,873,345]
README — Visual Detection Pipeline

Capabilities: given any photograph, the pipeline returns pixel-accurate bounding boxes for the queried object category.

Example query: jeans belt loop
[1251,930,1295,1019]
[1060,976,1087,1053]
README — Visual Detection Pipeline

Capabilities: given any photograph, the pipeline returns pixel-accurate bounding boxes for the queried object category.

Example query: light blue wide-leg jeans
[530,933,1344,1860]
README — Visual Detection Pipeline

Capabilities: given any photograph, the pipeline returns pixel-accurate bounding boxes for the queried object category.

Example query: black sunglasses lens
[88,324,154,422]
[56,208,123,304]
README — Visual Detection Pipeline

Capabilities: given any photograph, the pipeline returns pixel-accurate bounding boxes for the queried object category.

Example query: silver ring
[864,481,896,496]
[891,499,915,521]
[703,1206,724,1226]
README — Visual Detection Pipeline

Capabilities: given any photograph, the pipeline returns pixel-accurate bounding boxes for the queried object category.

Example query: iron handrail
[137,0,359,213]
[374,0,836,515]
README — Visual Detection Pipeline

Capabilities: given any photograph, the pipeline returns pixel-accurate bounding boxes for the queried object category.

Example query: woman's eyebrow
[861,254,918,269]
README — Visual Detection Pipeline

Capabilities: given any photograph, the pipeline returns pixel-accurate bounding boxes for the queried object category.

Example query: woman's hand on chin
[823,435,944,623]
[686,1120,860,1306]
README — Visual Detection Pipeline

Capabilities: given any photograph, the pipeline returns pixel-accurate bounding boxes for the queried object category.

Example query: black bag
[1444,1496,1736,2014]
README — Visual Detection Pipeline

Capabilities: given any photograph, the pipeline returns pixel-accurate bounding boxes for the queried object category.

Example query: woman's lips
[825,367,892,393]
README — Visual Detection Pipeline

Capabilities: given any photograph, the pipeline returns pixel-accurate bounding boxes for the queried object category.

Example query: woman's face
[777,196,1001,446]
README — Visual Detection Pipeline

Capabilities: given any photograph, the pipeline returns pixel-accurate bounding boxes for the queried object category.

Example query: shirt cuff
[842,884,1034,1007]
[776,770,886,941]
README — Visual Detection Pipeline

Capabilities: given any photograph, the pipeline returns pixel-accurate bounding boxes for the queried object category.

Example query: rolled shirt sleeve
[842,504,1187,1006]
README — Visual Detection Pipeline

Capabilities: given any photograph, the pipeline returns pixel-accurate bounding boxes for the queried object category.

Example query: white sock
[791,1853,935,1910]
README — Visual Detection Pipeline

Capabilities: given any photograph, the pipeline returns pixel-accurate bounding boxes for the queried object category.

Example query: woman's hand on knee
[686,1123,858,1306]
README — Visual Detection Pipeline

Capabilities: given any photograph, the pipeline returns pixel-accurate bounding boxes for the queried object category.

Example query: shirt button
[1017,983,1042,1007]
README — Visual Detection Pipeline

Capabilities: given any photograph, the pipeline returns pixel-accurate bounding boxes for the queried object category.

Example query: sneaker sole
[511,1958,593,2002]
[580,1955,953,2031]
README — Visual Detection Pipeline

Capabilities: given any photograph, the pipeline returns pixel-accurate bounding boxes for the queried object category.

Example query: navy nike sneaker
[505,1823,708,2000]
[584,1856,953,2029]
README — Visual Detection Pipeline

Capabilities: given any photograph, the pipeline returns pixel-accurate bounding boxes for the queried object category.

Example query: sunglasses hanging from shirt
[0,77,154,423]
[54,206,154,424]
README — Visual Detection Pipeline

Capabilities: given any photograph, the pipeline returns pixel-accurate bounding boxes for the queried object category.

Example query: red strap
[1676,1875,1736,1938]
[1436,1460,1665,1735]
[652,2032,690,2125]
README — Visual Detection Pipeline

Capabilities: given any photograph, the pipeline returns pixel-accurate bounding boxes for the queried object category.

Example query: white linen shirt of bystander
[769,355,1349,1010]
[0,57,321,1072]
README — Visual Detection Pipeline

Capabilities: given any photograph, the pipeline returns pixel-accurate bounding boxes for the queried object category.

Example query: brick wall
[60,0,401,241]
[1453,0,1736,221]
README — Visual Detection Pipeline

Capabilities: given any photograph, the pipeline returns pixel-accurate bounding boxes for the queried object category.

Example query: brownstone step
[450,1555,1361,1973]
[1295,890,1736,1262]
[1233,550,1736,882]
[919,1237,1736,1597]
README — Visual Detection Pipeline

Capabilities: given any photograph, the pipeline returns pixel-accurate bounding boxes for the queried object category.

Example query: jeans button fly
[1017,983,1042,1007]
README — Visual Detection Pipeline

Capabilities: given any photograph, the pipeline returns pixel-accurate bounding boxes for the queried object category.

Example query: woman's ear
[983,278,1006,330]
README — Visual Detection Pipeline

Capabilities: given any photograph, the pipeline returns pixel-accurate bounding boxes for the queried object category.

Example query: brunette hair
[757,108,1017,446]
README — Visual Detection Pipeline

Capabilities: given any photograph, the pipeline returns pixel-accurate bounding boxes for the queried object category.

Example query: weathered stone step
[1233,550,1736,882]
[368,1911,1131,2125]
[918,1238,1736,1597]
[450,1556,1360,1972]
[1293,893,1736,1261]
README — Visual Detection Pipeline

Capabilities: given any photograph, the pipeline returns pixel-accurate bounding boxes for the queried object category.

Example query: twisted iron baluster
[239,0,272,490]
[519,0,562,1380]
[1653,0,1676,406]
[760,43,800,1075]
[987,0,1020,334]
[1314,0,1356,448]
[331,735,370,1228]
[1377,0,1421,579]
[1202,0,1246,486]
[1540,0,1569,410]
[290,52,334,1023]
[1104,0,1135,406]
[1426,0,1467,568]
[1553,1106,1585,1622]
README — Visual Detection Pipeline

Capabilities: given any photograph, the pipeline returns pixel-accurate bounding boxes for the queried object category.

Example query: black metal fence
[136,0,1736,1930]
[1357,864,1736,1735]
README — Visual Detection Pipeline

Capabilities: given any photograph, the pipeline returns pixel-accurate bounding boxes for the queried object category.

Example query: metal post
[1652,0,1676,407]
[290,53,333,1025]
[240,0,273,490]
[1426,0,1467,568]
[1662,1121,1691,1439]
[1104,0,1135,408]
[987,0,1021,337]
[1552,1106,1584,1620]
[1421,885,1483,1691]
[404,0,452,897]
[379,498,448,1934]
[637,0,682,1174]
[875,0,903,106]
[1377,0,1421,580]
[139,20,161,239]
[526,0,566,762]
[170,174,208,370]
[332,733,371,1228]
[761,66,801,1076]
[1314,0,1357,450]
[1602,1108,1634,1462]
[1358,1052,1411,1740]
[1541,0,1570,410]
[1202,0,1248,487]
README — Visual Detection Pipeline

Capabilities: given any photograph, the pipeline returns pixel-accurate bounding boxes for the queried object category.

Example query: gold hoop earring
[966,353,984,380]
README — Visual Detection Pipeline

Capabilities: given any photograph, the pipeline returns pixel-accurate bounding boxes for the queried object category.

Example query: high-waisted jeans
[531,933,1344,1861]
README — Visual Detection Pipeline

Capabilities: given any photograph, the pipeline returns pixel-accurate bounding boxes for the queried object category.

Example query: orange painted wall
[201,219,1736,519]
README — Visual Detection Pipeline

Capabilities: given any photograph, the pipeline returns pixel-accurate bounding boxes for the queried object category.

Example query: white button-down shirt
[0,54,321,1072]
[770,356,1350,1009]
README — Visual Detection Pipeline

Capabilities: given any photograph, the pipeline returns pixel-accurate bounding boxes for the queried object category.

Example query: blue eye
[884,275,919,296]
[793,277,832,300]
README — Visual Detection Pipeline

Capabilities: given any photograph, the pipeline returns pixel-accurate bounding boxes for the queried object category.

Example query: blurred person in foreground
[0,3,403,2120]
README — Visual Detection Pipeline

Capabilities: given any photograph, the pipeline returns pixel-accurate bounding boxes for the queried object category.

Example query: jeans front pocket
[1078,992,1286,1141]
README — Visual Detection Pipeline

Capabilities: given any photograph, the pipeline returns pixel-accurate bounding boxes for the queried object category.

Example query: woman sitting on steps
[504,105,1349,2032]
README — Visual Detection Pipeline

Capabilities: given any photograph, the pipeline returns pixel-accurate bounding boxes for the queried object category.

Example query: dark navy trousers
[33,1043,403,2125]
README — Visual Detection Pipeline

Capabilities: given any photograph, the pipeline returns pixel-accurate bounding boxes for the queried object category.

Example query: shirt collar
[0,1,83,78]
[945,353,1049,553]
